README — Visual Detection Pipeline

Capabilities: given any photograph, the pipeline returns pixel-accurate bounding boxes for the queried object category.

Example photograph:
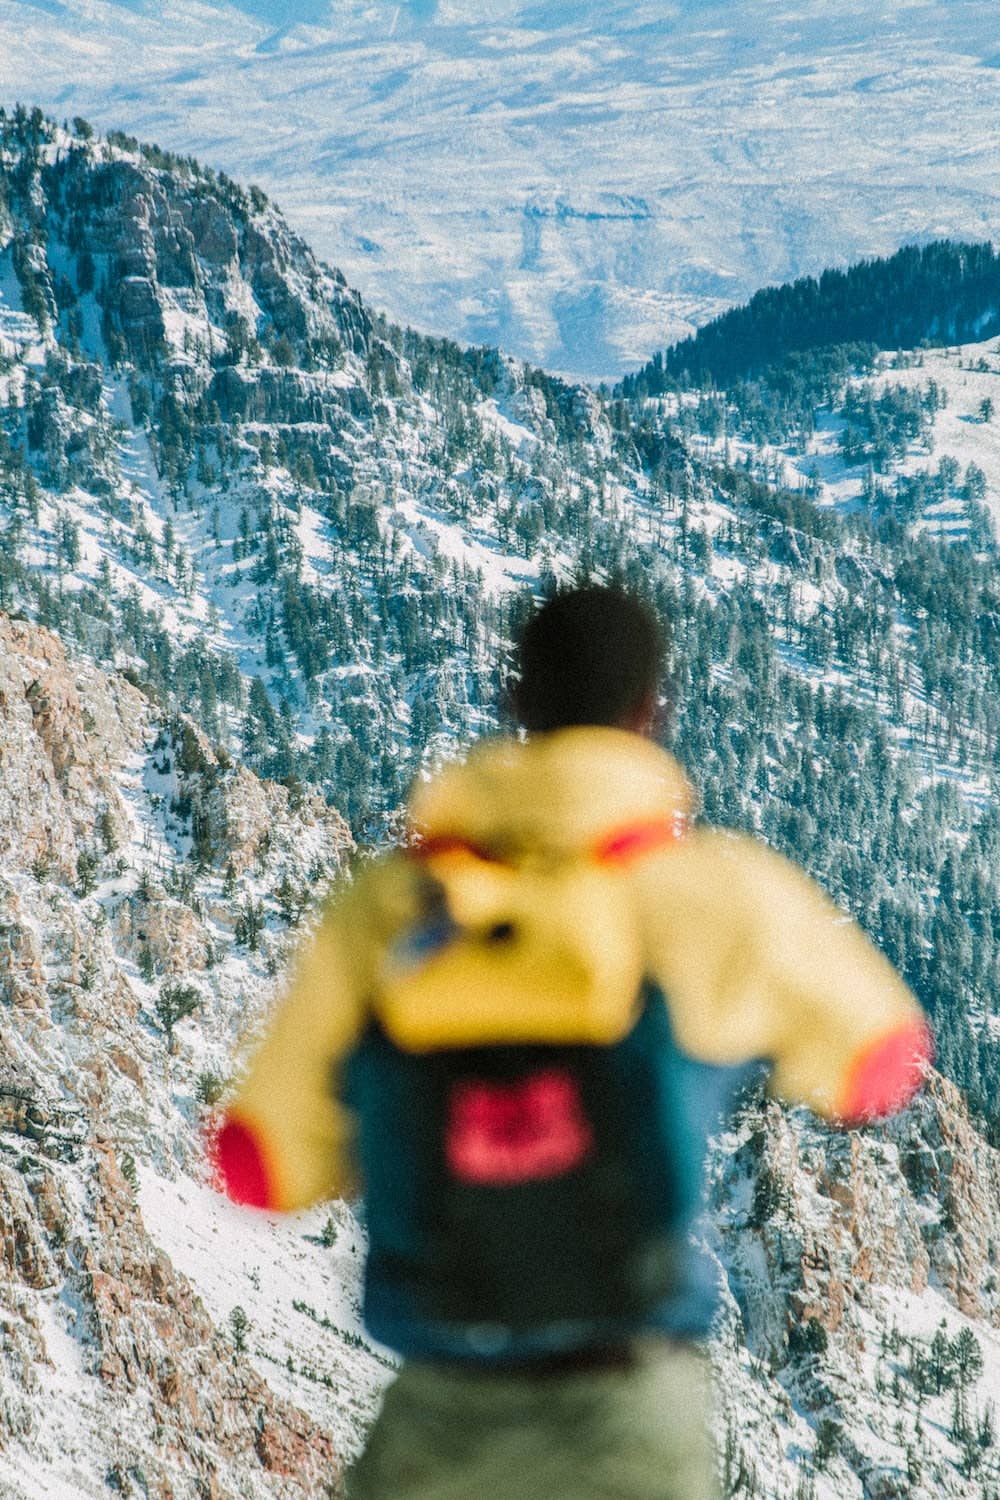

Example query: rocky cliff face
[0,615,369,1499]
[708,1076,1000,1499]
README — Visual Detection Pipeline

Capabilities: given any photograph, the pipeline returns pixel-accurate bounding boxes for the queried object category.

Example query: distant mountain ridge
[621,241,1000,396]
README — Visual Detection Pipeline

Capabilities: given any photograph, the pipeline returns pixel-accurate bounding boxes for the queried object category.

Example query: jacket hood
[407,728,693,858]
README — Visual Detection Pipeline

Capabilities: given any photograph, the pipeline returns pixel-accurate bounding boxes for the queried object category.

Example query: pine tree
[953,1327,984,1392]
[928,1323,955,1394]
[229,1306,250,1356]
[813,1418,840,1471]
[155,982,200,1044]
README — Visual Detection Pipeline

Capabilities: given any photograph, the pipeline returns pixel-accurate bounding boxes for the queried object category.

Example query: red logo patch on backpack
[445,1068,593,1186]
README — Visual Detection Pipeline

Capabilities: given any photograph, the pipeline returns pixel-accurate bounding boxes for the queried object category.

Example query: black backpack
[345,982,692,1335]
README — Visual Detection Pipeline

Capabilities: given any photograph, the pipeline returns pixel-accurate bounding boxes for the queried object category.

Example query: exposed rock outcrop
[0,617,364,1498]
[0,614,145,882]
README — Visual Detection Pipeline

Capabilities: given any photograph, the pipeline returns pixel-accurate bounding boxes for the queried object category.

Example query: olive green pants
[346,1341,720,1500]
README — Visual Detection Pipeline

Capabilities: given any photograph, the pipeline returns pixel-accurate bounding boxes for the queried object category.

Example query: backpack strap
[409,834,507,864]
[410,818,687,869]
[592,816,687,865]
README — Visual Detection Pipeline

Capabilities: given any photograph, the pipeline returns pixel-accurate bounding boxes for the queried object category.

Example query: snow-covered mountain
[1,0,998,379]
[4,112,1000,1496]
[0,615,389,1499]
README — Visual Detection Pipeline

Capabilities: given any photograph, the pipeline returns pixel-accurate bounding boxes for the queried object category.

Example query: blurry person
[213,584,931,1500]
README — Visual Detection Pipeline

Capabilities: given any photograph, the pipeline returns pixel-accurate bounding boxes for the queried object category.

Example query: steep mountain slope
[0,614,384,1499]
[3,111,1000,1496]
[708,1074,1000,1499]
[1,0,999,377]
[620,242,1000,546]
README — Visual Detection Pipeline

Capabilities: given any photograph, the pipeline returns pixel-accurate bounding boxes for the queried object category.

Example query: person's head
[512,584,667,735]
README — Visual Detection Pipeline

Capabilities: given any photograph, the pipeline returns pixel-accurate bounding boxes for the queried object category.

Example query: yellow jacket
[215,728,930,1213]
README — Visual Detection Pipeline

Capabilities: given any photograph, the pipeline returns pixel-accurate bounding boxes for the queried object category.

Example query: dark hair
[513,585,666,733]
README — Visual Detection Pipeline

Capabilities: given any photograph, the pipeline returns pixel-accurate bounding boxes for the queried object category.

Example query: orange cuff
[838,1018,934,1124]
[593,817,685,864]
[211,1116,278,1209]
